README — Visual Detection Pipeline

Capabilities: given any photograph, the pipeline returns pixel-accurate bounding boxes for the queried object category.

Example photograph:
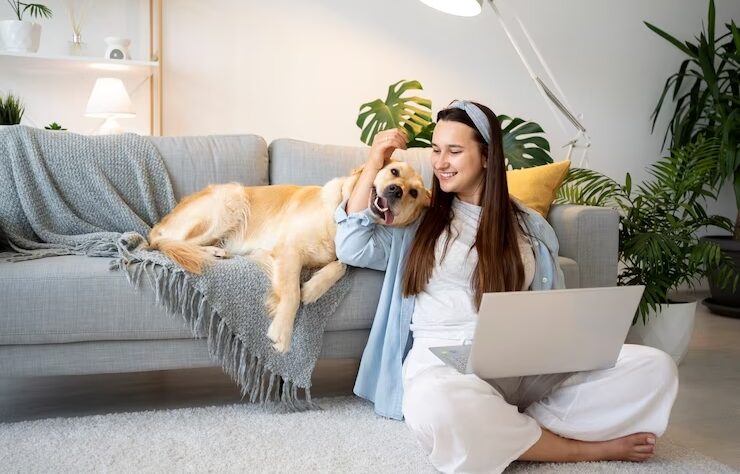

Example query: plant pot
[0,20,41,53]
[701,235,740,318]
[625,301,696,365]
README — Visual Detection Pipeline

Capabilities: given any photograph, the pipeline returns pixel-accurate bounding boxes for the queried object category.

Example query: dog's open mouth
[371,186,395,225]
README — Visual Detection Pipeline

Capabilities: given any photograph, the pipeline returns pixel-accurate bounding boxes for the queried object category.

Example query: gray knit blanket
[0,125,350,409]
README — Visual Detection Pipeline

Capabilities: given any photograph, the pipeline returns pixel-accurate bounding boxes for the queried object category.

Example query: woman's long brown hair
[401,102,527,309]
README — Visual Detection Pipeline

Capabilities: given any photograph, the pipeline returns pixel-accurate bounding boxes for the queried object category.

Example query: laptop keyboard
[441,346,472,372]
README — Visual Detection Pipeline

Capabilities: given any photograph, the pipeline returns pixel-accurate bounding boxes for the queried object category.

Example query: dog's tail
[149,239,213,274]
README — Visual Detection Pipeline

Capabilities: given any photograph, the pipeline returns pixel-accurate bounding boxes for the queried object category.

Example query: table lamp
[418,0,591,167]
[85,77,135,135]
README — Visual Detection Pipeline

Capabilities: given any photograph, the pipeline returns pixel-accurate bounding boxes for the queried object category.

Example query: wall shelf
[0,0,162,135]
[0,51,159,76]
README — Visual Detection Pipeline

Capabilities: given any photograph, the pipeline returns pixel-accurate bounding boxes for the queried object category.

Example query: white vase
[625,301,697,365]
[0,20,41,53]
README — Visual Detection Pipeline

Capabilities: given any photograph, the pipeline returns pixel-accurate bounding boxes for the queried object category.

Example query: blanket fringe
[112,257,316,411]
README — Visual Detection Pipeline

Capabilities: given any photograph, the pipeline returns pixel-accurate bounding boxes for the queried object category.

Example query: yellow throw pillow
[506,160,571,217]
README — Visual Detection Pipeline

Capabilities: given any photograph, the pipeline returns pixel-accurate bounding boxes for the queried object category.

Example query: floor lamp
[418,0,591,168]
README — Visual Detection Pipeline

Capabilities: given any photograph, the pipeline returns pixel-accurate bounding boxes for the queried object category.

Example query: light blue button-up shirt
[334,201,565,420]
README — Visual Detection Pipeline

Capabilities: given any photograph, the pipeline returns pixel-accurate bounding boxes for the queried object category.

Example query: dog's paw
[203,246,228,259]
[265,291,280,318]
[301,280,323,305]
[267,320,292,353]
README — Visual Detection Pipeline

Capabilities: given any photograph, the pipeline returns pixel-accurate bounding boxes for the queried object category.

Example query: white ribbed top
[409,198,535,342]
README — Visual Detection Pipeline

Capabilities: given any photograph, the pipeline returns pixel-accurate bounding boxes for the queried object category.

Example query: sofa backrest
[269,138,435,188]
[148,135,269,200]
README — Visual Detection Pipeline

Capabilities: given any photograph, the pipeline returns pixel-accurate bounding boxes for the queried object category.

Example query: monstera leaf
[357,80,434,148]
[408,121,435,148]
[499,115,552,169]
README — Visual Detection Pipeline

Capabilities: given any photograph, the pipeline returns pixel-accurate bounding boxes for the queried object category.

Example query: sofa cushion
[0,256,383,346]
[268,138,434,187]
[507,160,571,217]
[150,135,269,200]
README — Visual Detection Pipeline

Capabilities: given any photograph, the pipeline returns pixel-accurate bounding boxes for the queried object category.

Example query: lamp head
[418,0,483,16]
[85,77,135,119]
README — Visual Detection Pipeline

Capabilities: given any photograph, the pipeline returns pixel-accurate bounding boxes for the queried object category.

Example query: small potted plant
[557,137,738,364]
[0,1,52,53]
[0,93,25,126]
[44,122,66,131]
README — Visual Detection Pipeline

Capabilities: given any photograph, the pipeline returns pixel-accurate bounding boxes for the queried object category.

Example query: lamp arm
[486,0,591,166]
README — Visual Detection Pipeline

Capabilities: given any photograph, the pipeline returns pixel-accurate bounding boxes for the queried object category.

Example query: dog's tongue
[384,209,394,225]
[375,195,394,225]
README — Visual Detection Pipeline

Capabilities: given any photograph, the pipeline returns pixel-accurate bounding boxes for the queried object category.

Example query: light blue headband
[445,100,491,144]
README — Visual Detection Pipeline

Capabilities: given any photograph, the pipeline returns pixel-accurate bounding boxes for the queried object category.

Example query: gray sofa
[0,134,619,377]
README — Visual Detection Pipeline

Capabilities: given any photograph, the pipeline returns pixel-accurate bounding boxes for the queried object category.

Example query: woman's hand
[346,128,409,214]
[368,128,409,171]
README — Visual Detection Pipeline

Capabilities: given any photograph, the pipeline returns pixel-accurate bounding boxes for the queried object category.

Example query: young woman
[334,100,678,473]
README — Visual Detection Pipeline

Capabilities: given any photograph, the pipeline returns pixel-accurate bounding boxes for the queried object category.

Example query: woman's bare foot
[575,432,657,462]
[520,429,657,463]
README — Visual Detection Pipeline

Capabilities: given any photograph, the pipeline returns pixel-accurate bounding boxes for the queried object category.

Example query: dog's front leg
[266,248,302,353]
[301,260,347,304]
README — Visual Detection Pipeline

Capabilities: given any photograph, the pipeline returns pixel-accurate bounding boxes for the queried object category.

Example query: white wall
[162,0,740,219]
[0,0,151,134]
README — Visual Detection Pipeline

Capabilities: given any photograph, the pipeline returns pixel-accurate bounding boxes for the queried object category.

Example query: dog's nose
[386,184,403,199]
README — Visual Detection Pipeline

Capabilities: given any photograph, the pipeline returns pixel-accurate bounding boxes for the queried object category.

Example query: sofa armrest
[547,204,619,288]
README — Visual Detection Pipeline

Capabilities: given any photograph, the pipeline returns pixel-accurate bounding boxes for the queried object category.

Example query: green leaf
[407,121,435,148]
[357,79,433,148]
[498,115,552,169]
[645,21,696,57]
[708,0,716,52]
[20,3,52,20]
[731,21,740,56]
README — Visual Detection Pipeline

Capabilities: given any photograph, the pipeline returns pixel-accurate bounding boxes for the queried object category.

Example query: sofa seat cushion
[0,256,194,345]
[0,256,385,345]
[0,254,577,346]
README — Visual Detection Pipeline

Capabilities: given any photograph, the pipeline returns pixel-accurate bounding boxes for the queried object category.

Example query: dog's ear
[425,188,432,205]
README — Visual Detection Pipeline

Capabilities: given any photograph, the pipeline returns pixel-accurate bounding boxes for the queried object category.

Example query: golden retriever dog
[148,161,430,353]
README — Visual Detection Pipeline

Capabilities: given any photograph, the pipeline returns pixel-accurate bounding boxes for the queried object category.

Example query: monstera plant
[357,79,552,169]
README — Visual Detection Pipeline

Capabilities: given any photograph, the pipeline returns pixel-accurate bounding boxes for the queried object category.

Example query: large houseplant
[646,0,740,315]
[557,137,738,362]
[1,1,52,53]
[357,79,553,169]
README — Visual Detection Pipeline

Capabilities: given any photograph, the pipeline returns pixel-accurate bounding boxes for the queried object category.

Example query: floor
[1,292,738,469]
[663,290,740,469]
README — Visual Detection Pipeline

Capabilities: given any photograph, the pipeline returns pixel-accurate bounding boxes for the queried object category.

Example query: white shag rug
[0,396,735,473]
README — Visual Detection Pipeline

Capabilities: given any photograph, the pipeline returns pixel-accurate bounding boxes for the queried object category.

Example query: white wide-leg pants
[402,338,679,474]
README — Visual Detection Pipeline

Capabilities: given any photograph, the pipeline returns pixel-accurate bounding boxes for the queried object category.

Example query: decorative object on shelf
[0,1,52,53]
[44,122,66,131]
[646,0,740,317]
[104,37,131,60]
[357,79,552,169]
[556,137,739,363]
[0,92,25,125]
[84,77,135,135]
[417,0,591,167]
[65,0,93,56]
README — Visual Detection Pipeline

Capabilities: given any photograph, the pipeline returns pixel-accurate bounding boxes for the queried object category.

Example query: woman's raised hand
[368,128,409,170]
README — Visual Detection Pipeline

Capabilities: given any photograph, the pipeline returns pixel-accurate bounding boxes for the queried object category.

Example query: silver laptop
[430,286,645,378]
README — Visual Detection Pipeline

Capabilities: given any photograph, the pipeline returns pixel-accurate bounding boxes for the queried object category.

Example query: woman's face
[430,119,487,205]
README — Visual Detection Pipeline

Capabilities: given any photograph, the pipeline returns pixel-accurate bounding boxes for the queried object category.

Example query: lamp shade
[418,0,483,16]
[85,78,135,118]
